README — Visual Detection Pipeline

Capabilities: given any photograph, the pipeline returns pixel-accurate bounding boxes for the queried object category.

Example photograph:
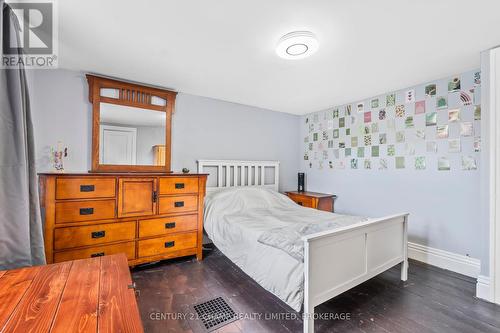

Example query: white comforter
[203,187,365,311]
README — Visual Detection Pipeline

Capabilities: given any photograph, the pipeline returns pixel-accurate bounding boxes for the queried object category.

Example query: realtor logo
[2,0,58,68]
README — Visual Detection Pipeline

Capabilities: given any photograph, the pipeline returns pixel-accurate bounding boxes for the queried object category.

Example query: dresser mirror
[87,74,177,172]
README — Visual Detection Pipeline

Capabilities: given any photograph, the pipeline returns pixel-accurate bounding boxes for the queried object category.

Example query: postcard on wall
[371,123,378,134]
[426,112,437,126]
[339,117,345,128]
[461,156,477,171]
[448,109,460,122]
[333,149,339,159]
[364,159,371,169]
[448,139,461,153]
[425,84,437,97]
[415,100,426,114]
[474,71,481,85]
[371,99,379,108]
[436,96,448,109]
[387,119,396,130]
[474,106,481,120]
[405,89,416,104]
[438,157,451,171]
[405,116,414,128]
[351,136,358,147]
[405,143,415,155]
[426,141,438,153]
[437,125,449,139]
[345,148,352,157]
[379,158,388,170]
[386,93,396,107]
[372,146,380,157]
[379,133,387,144]
[416,130,426,140]
[357,147,365,158]
[351,158,358,169]
[333,109,339,118]
[448,77,461,92]
[346,105,352,115]
[357,102,364,113]
[364,112,371,123]
[387,145,396,156]
[460,91,473,106]
[395,105,405,117]
[364,135,372,146]
[379,109,387,120]
[474,137,481,152]
[460,122,473,137]
[396,156,405,169]
[415,156,426,170]
[396,131,405,143]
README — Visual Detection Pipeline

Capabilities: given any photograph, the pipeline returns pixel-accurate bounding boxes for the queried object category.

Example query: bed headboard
[197,160,280,192]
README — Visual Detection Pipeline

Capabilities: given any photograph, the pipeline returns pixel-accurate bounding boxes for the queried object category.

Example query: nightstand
[286,191,337,212]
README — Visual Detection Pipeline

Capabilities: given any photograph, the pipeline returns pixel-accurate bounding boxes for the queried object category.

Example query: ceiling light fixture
[276,31,318,60]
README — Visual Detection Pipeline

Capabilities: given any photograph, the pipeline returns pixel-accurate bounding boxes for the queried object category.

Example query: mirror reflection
[99,102,166,166]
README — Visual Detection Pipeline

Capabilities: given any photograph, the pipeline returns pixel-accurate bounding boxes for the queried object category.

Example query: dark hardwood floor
[132,246,500,333]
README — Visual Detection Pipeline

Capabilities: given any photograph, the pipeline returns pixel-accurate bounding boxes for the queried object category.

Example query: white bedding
[203,187,366,311]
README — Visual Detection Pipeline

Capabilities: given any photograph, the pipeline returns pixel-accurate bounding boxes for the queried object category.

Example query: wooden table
[0,254,143,332]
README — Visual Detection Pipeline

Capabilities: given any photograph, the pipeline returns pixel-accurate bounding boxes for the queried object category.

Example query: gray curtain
[0,1,46,269]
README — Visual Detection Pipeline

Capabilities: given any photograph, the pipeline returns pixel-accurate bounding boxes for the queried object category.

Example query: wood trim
[87,74,176,173]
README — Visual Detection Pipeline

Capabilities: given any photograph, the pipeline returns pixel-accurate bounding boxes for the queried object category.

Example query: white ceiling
[58,0,500,115]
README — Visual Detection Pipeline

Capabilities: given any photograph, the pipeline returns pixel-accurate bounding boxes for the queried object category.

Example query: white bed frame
[198,160,409,333]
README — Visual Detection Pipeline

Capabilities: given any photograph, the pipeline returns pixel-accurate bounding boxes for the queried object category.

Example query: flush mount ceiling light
[276,31,318,60]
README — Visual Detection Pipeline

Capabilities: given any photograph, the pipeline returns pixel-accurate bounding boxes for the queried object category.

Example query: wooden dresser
[39,173,207,266]
[286,191,337,212]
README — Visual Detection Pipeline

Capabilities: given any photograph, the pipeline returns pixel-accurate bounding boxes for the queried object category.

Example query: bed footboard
[302,213,409,333]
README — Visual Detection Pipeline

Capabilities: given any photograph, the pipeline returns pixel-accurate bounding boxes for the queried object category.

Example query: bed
[198,160,408,333]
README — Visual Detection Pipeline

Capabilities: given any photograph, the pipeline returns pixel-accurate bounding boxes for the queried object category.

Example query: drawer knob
[175,183,185,189]
[80,207,94,215]
[165,222,176,229]
[164,241,175,248]
[91,252,104,257]
[80,185,95,192]
[91,230,105,239]
[174,201,184,208]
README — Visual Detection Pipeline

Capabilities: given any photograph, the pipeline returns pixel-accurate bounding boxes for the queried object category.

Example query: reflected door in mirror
[99,102,166,166]
[100,125,137,165]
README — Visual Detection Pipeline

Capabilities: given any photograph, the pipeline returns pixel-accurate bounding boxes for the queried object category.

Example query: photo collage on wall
[303,71,481,171]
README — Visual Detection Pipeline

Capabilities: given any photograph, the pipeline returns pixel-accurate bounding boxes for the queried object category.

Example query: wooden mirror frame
[87,74,177,173]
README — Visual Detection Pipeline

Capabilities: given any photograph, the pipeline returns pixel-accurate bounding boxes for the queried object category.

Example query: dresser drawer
[56,177,116,200]
[159,177,199,195]
[54,221,136,250]
[287,194,314,208]
[158,195,198,214]
[138,232,197,258]
[139,214,198,238]
[53,241,135,262]
[55,199,116,223]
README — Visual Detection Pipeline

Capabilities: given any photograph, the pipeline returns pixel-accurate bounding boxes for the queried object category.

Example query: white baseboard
[407,242,481,278]
[476,275,492,301]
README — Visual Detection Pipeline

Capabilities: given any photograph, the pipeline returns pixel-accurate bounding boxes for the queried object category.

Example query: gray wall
[30,69,300,191]
[300,70,486,273]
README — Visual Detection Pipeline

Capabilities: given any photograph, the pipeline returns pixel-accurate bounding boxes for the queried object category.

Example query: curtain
[0,1,46,269]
